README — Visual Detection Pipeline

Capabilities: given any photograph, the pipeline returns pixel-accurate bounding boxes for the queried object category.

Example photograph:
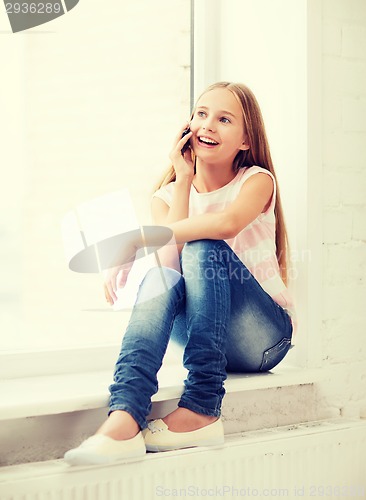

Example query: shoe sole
[64,448,146,466]
[145,436,225,453]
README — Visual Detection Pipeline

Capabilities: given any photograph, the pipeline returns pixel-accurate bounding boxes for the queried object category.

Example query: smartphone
[181,127,191,154]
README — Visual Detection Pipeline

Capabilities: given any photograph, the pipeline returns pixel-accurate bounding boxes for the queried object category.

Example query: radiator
[1,419,365,500]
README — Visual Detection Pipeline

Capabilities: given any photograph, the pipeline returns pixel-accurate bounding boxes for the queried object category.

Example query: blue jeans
[109,240,293,429]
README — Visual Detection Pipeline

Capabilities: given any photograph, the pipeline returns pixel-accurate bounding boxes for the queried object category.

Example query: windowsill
[0,363,322,422]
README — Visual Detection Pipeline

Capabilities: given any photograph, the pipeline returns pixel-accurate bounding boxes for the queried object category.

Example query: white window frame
[0,0,322,380]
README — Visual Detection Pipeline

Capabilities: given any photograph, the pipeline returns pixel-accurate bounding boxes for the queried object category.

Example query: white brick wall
[342,26,366,59]
[353,207,366,240]
[318,0,366,418]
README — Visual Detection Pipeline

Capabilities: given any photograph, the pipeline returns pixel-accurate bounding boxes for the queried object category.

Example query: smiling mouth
[198,136,219,146]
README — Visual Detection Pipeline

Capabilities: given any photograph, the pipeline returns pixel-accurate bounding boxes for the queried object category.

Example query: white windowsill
[0,363,322,422]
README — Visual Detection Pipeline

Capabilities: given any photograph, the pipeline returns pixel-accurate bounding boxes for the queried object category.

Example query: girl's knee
[143,266,181,284]
[136,266,183,304]
[182,239,218,258]
[182,239,230,266]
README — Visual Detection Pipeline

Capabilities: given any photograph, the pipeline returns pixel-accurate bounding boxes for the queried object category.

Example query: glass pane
[0,0,191,350]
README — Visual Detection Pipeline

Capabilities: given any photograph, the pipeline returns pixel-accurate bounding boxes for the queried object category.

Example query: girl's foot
[143,408,224,452]
[95,410,140,440]
[64,411,145,465]
[162,407,218,432]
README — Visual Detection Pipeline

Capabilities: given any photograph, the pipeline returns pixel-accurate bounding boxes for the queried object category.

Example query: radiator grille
[1,419,365,500]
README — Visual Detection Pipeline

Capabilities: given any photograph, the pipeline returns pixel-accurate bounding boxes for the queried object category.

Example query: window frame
[0,0,323,380]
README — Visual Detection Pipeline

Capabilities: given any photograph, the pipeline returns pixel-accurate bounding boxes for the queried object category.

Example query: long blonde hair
[155,82,289,284]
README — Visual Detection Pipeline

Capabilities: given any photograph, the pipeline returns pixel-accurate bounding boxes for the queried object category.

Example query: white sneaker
[142,418,224,452]
[64,432,146,465]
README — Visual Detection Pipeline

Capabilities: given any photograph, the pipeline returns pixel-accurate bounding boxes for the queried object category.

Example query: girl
[64,82,295,465]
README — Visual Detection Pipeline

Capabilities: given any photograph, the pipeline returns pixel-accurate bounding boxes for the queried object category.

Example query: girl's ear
[239,133,250,151]
[239,141,250,151]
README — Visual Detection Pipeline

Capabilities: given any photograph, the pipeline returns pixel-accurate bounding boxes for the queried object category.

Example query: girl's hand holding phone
[169,123,194,182]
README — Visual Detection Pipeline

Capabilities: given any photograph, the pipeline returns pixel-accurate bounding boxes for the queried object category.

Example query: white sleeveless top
[153,166,297,339]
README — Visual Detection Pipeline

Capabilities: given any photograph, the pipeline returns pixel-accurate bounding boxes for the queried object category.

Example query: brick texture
[320,0,366,418]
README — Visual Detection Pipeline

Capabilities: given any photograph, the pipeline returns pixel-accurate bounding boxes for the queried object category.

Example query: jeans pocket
[259,337,292,372]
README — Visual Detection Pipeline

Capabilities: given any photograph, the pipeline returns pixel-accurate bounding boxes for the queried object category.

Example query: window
[1,0,322,376]
[0,0,192,354]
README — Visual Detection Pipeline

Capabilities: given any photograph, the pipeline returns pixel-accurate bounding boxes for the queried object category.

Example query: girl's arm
[103,171,272,303]
[151,177,191,225]
[167,172,273,244]
[151,125,194,256]
[153,125,194,225]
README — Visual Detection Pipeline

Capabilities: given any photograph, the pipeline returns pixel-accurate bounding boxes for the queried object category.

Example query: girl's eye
[197,111,206,118]
[220,117,231,124]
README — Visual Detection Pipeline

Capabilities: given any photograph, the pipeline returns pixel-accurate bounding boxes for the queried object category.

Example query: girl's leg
[143,240,231,450]
[177,239,231,417]
[143,240,292,452]
[173,240,292,413]
[223,249,293,373]
[64,266,185,464]
[108,266,185,430]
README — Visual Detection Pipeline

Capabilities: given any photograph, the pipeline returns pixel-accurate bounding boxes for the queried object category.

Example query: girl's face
[189,87,249,164]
